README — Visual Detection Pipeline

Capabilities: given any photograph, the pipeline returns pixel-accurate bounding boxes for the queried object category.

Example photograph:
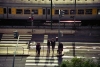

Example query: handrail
[0,46,24,61]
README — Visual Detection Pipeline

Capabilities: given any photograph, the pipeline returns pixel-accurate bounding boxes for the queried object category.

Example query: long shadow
[34,53,40,64]
[57,55,63,66]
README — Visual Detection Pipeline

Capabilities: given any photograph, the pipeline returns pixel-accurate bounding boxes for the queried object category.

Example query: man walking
[51,38,56,54]
[36,43,41,55]
[47,39,51,53]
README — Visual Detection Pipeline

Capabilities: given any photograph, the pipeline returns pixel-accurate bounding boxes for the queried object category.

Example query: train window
[32,9,38,14]
[3,8,6,14]
[97,9,100,15]
[78,9,84,14]
[70,10,76,14]
[24,9,30,14]
[47,9,50,15]
[43,9,45,15]
[55,10,59,14]
[63,10,69,14]
[16,9,23,14]
[9,8,11,14]
[85,9,92,14]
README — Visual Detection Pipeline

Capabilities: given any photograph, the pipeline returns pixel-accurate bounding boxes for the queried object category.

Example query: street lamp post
[31,12,34,33]
[51,0,52,29]
[73,0,76,57]
[74,0,76,30]
[58,9,60,44]
[58,9,65,44]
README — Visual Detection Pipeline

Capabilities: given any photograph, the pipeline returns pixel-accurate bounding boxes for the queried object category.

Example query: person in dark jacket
[47,39,51,53]
[36,43,41,55]
[58,42,63,55]
[51,38,56,53]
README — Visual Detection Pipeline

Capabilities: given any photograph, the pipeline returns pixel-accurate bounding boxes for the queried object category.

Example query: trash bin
[56,37,58,41]
[13,30,19,39]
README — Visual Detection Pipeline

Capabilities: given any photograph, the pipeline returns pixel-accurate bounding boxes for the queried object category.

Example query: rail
[0,46,24,61]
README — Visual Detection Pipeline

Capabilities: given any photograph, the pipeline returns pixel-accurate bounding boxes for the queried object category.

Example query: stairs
[25,56,59,67]
[0,34,32,55]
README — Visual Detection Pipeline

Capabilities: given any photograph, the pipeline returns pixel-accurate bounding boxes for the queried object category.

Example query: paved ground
[0,29,75,34]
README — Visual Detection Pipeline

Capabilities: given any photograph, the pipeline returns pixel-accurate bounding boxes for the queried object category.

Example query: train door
[2,7,11,19]
[8,7,11,19]
[46,8,51,20]
[42,8,51,20]
[2,7,7,19]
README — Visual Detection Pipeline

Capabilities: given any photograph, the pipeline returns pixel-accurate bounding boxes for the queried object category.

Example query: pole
[31,12,34,33]
[58,9,60,44]
[73,0,76,57]
[32,20,33,33]
[12,35,20,67]
[51,0,52,29]
[74,0,76,30]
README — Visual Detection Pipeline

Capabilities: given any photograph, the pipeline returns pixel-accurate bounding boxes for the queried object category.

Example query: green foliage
[97,57,100,67]
[60,57,98,67]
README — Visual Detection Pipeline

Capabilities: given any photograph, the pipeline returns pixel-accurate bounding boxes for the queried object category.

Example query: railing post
[12,35,20,67]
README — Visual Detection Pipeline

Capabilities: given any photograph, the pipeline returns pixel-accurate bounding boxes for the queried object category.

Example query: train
[0,0,100,26]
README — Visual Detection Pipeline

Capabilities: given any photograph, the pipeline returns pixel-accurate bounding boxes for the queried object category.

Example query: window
[3,8,6,14]
[70,10,76,14]
[32,9,38,14]
[16,9,23,14]
[78,9,84,14]
[55,10,59,14]
[63,10,69,14]
[43,9,45,15]
[97,9,100,15]
[85,9,92,14]
[9,8,11,14]
[24,9,30,14]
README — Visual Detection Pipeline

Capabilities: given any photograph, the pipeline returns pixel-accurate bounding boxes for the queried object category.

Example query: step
[25,66,59,67]
[1,39,31,41]
[0,41,28,44]
[0,44,27,46]
[26,57,58,60]
[3,34,32,37]
[25,63,58,66]
[26,60,58,63]
[20,35,32,37]
[2,37,31,38]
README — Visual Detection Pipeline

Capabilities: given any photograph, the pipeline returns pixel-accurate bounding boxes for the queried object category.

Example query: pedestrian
[47,39,50,53]
[58,42,63,55]
[36,43,41,55]
[51,38,56,54]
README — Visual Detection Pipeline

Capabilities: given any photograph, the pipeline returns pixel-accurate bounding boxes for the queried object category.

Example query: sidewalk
[0,29,75,34]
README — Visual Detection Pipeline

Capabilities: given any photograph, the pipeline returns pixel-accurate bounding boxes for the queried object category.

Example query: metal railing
[0,46,25,61]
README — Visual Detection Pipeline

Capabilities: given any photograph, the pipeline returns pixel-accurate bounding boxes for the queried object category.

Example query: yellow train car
[0,5,100,21]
